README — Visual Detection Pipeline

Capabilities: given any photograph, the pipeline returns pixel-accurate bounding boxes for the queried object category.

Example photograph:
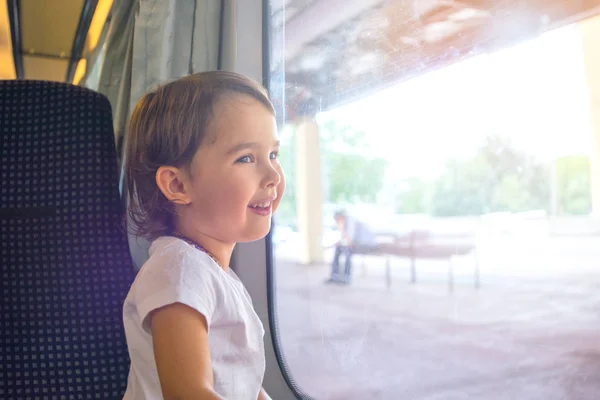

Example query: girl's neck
[172,229,234,272]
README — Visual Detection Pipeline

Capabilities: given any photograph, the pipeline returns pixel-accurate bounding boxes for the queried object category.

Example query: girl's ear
[156,166,192,205]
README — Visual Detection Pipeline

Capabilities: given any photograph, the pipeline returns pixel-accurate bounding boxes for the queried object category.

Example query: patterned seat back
[0,80,135,399]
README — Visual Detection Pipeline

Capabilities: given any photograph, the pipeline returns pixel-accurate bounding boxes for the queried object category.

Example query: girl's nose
[264,164,281,188]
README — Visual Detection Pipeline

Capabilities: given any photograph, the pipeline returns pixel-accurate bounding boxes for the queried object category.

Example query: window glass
[269,1,600,398]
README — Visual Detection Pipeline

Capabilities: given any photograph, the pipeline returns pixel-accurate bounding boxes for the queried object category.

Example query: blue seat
[0,80,135,398]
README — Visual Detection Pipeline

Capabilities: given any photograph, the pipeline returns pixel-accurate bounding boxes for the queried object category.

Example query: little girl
[121,71,284,400]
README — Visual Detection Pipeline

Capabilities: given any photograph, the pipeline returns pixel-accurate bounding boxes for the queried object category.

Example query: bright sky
[317,23,593,181]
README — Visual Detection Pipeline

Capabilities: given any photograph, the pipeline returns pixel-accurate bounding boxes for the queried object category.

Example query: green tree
[395,178,431,214]
[430,157,490,216]
[275,122,387,225]
[556,155,591,215]
[320,122,387,203]
[327,153,387,203]
[430,135,551,216]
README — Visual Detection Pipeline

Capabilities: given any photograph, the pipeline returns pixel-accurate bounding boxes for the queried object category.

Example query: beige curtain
[86,0,222,157]
[92,0,137,155]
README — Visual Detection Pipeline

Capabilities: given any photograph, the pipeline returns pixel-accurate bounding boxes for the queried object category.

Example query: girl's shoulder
[148,236,215,267]
[135,236,224,291]
[125,236,225,333]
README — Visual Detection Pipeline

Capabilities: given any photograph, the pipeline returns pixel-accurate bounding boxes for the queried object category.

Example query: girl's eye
[270,151,279,160]
[236,155,253,163]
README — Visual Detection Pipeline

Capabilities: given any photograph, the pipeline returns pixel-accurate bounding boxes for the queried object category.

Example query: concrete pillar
[294,117,324,264]
[579,15,600,216]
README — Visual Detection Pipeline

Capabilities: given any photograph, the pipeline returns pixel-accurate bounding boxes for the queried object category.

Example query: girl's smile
[248,194,278,216]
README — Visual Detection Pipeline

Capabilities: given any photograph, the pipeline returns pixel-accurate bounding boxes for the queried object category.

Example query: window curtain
[92,0,223,157]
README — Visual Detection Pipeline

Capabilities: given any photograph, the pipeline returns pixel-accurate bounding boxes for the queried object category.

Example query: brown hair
[125,71,275,240]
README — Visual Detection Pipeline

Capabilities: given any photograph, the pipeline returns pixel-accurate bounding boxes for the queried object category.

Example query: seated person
[325,210,376,284]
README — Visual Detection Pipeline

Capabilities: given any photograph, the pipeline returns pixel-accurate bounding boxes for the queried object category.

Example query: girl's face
[180,95,285,245]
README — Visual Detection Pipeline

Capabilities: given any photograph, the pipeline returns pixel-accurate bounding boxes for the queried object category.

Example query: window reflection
[270,1,600,399]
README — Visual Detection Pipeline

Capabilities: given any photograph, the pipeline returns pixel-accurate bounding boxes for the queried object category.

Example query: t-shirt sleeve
[133,242,220,334]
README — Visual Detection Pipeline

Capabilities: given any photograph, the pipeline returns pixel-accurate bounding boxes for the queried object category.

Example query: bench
[355,229,480,290]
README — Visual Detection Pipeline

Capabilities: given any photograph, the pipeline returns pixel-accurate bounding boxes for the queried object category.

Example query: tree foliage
[397,136,554,216]
[276,122,388,226]
[556,155,591,215]
[320,122,387,203]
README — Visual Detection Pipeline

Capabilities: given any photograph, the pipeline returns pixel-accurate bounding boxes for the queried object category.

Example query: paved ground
[273,236,600,399]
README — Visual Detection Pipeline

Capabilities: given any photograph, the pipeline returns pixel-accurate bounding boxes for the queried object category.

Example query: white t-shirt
[122,236,266,400]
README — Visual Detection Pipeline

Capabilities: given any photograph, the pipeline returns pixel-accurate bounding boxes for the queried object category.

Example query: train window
[268,1,600,399]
